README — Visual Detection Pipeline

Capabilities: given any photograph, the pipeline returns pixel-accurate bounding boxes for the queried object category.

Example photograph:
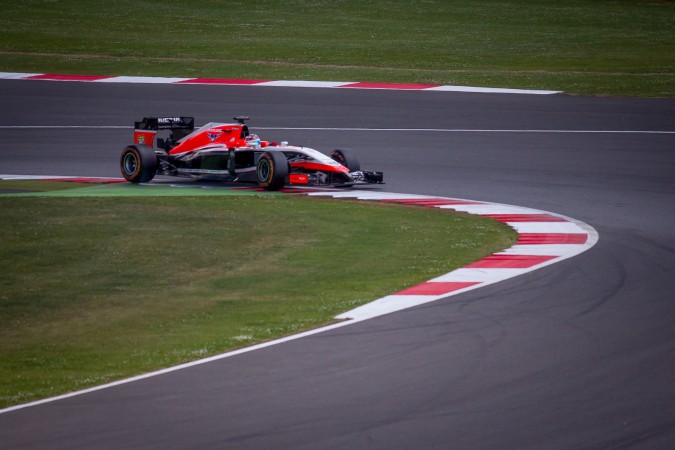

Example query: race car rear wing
[134,117,195,147]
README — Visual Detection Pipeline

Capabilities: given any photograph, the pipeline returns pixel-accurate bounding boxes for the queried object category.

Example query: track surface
[1,80,675,449]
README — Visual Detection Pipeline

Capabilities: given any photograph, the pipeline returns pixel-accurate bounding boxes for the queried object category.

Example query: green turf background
[1,0,673,96]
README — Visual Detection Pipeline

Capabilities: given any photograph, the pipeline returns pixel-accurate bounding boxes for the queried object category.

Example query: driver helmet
[246,134,261,148]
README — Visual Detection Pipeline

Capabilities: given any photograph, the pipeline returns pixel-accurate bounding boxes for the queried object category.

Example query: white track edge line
[1,126,672,134]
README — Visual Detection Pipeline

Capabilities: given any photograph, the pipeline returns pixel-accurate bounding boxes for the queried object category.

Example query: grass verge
[0,188,516,407]
[0,0,673,96]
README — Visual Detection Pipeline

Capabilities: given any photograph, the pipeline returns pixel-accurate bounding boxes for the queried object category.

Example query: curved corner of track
[294,189,599,321]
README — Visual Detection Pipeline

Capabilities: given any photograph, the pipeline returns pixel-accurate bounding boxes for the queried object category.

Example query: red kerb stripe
[379,198,483,206]
[482,214,567,222]
[466,254,557,269]
[28,74,112,81]
[397,281,480,295]
[517,233,588,244]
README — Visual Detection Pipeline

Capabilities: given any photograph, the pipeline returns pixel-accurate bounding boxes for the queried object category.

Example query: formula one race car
[120,116,383,190]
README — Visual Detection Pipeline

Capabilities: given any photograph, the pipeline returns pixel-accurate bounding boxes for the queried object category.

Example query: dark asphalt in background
[1,80,674,449]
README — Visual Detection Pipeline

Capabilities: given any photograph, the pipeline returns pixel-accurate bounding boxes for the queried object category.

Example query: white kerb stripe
[497,244,588,256]
[0,72,41,79]
[256,80,352,88]
[438,204,544,214]
[430,268,528,283]
[507,222,587,234]
[95,76,192,83]
[426,85,561,95]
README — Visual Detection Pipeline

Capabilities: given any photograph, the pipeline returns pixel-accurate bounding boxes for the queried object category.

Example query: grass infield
[0,0,673,96]
[0,182,516,407]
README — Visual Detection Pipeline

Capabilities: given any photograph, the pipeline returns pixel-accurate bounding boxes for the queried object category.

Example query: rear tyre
[330,148,360,171]
[120,145,157,183]
[257,151,288,191]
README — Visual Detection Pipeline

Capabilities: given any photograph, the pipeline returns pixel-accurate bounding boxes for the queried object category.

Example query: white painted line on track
[255,127,675,134]
[0,182,599,415]
[1,125,673,134]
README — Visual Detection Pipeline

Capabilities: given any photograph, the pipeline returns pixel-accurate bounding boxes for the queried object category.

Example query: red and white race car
[120,116,383,190]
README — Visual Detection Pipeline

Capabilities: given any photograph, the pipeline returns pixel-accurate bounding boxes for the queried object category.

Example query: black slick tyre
[120,145,158,183]
[257,151,288,191]
[330,148,360,171]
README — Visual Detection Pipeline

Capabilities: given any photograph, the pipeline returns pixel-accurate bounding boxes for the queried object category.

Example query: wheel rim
[258,158,270,181]
[123,152,138,176]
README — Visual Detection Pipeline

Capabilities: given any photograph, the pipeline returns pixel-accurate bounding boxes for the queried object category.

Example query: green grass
[0,179,91,193]
[0,0,673,96]
[0,191,516,407]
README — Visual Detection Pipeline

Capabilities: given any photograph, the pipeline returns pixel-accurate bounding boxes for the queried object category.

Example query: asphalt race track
[1,80,675,449]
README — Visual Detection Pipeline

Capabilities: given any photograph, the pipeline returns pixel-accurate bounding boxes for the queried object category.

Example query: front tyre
[120,145,158,183]
[257,151,288,191]
[330,148,360,171]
